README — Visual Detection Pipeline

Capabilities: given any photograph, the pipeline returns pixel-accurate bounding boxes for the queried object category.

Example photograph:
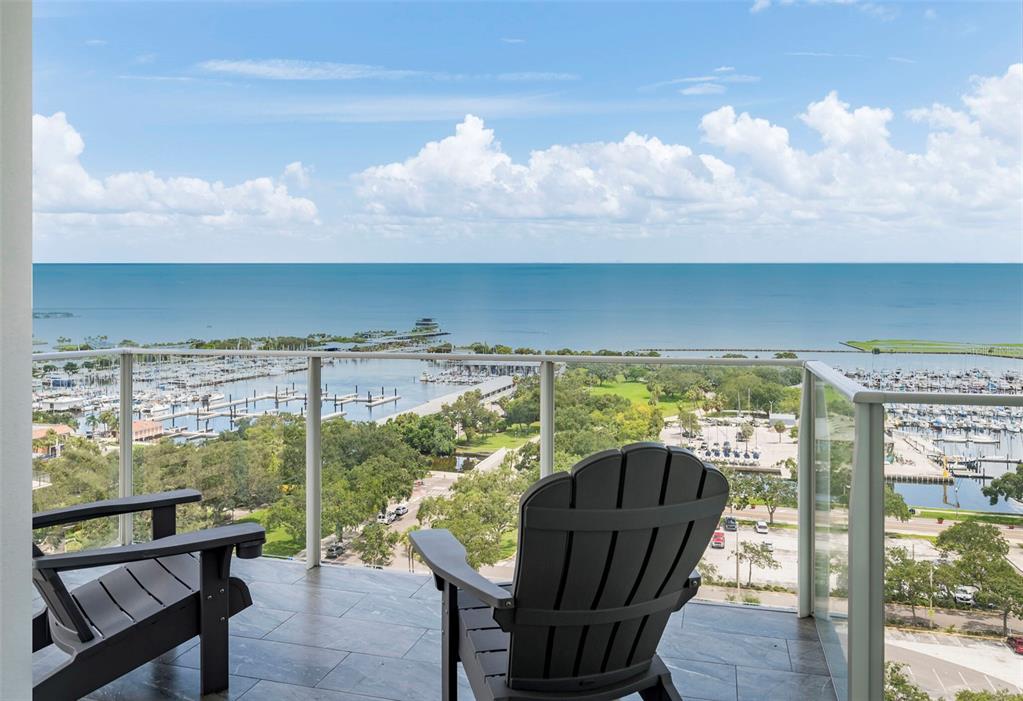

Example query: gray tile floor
[33,558,837,701]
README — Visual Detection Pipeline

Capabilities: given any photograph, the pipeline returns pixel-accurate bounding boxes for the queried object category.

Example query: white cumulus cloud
[33,112,319,235]
[355,114,745,223]
[282,161,312,189]
[353,64,1022,255]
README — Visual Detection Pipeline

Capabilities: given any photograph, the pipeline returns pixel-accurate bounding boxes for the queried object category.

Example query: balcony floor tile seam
[309,649,356,691]
[257,608,299,640]
[163,634,357,675]
[403,626,433,658]
[235,679,386,699]
[294,575,425,598]
[235,679,383,700]
[248,580,370,618]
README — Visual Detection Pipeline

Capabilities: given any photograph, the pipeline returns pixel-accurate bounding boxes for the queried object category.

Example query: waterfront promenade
[374,376,515,424]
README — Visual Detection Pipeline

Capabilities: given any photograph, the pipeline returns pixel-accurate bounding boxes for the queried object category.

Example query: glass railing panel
[128,352,308,558]
[812,376,854,700]
[31,353,122,554]
[551,361,804,608]
[882,399,1023,700]
[316,356,520,570]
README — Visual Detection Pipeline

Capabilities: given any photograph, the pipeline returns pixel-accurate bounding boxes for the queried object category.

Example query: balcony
[33,557,836,701]
[20,348,1023,700]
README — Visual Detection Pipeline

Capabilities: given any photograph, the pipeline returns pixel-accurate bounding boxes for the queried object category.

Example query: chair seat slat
[156,553,200,589]
[469,628,510,653]
[71,580,132,638]
[125,559,194,604]
[97,567,164,621]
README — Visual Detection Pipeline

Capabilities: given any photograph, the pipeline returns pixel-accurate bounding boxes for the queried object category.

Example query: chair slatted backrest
[505,443,728,693]
[32,544,95,643]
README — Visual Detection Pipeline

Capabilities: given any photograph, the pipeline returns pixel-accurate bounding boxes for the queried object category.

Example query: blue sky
[32,1,1023,262]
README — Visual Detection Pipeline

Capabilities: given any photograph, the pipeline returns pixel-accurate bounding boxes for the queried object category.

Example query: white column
[305,356,322,568]
[797,368,815,618]
[847,401,885,701]
[0,1,33,697]
[539,361,555,477]
[118,352,134,544]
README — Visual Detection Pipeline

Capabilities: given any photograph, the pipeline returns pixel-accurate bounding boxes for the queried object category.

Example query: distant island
[33,311,73,319]
[845,339,1023,360]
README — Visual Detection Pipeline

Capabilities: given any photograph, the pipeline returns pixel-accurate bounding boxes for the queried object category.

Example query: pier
[886,474,954,485]
[147,388,304,422]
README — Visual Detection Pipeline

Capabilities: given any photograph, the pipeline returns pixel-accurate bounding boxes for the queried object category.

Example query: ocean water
[32,263,1023,351]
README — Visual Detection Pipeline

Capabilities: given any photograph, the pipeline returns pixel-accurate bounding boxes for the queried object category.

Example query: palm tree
[99,410,118,436]
[85,414,100,436]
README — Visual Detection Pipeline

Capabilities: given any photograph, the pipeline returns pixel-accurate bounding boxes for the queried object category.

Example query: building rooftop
[33,556,837,701]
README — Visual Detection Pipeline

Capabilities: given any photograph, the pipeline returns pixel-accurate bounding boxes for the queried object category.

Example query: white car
[954,585,978,605]
[754,521,769,535]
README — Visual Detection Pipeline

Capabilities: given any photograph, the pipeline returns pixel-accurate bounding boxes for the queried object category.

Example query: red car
[1007,637,1023,655]
[711,531,726,549]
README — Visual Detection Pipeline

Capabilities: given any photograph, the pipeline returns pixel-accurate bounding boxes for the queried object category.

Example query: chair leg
[33,609,53,652]
[638,673,684,701]
[442,581,459,701]
[200,546,232,695]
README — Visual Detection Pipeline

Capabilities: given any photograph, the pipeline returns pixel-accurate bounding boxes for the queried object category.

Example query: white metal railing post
[847,401,885,701]
[539,361,555,477]
[305,356,322,568]
[118,351,134,545]
[0,1,34,694]
[797,367,815,618]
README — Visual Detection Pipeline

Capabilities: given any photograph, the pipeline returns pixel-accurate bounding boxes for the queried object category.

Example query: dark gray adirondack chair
[31,489,266,700]
[411,443,729,701]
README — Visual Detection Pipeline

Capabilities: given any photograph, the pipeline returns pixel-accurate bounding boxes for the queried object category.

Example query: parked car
[393,504,409,517]
[722,516,738,532]
[1007,636,1023,655]
[754,521,769,535]
[711,531,726,549]
[325,542,346,559]
[376,512,389,525]
[764,541,774,553]
[954,585,978,606]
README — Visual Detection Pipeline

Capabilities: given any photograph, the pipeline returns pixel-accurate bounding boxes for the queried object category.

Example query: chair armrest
[33,489,202,529]
[33,523,265,573]
[410,529,514,610]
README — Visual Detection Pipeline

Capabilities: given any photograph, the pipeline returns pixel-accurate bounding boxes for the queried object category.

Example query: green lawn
[498,530,518,560]
[236,508,303,557]
[589,379,692,415]
[845,339,1023,360]
[457,425,538,454]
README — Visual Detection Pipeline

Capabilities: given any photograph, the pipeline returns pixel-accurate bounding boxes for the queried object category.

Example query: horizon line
[30,261,1023,266]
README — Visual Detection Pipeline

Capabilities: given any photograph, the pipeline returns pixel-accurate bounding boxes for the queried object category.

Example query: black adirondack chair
[411,443,729,701]
[31,489,266,700]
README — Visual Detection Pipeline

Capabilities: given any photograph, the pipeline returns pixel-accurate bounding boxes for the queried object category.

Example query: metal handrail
[32,346,805,366]
[34,346,1023,406]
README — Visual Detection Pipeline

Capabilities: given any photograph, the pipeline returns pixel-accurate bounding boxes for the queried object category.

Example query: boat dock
[886,473,954,485]
[148,388,304,422]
